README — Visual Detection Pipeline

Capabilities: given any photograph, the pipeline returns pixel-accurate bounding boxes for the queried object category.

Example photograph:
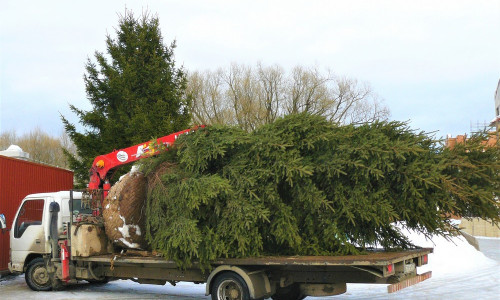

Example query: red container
[0,156,73,274]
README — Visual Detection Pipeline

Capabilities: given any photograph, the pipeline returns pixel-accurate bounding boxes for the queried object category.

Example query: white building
[492,79,500,130]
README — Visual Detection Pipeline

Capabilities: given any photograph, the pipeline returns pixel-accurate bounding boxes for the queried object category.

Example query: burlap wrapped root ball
[102,171,148,249]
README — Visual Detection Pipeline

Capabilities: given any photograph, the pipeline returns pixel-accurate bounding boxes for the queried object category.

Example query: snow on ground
[1,229,499,299]
[0,276,209,299]
[403,227,496,277]
[332,229,500,300]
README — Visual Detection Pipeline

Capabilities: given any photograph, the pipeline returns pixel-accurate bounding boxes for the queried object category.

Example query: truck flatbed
[77,247,433,267]
[72,247,432,297]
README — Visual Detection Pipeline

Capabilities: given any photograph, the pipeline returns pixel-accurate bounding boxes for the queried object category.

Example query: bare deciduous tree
[286,66,331,116]
[0,128,76,168]
[257,63,284,125]
[188,63,390,129]
[0,130,17,150]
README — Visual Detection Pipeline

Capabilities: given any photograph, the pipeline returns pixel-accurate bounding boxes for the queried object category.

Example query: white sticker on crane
[116,151,128,162]
[135,145,144,158]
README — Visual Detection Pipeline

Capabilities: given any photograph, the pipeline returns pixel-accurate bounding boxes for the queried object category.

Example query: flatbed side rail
[76,248,433,267]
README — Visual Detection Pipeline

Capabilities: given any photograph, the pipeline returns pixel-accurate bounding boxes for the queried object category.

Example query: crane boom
[87,126,204,191]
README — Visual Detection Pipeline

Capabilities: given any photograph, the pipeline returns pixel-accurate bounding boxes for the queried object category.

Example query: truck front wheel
[211,272,250,300]
[25,257,52,291]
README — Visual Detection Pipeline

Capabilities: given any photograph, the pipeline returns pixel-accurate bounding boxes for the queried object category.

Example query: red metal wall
[0,156,73,273]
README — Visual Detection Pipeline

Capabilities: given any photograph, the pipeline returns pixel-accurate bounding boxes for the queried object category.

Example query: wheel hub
[218,279,243,300]
[229,287,240,298]
[32,266,49,285]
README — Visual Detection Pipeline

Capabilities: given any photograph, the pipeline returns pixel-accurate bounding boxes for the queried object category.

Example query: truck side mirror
[0,214,6,230]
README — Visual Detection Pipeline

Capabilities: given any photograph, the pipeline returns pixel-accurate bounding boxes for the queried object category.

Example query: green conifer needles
[142,113,499,268]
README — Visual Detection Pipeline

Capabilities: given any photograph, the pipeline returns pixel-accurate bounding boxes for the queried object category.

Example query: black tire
[25,257,52,291]
[211,272,250,300]
[271,283,305,300]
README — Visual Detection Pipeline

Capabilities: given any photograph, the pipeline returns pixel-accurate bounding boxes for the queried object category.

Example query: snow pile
[334,227,499,299]
[0,144,29,159]
[6,145,23,152]
[402,227,496,277]
[118,165,141,182]
[130,165,140,174]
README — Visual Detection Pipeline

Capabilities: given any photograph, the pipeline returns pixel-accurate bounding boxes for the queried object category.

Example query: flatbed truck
[2,190,432,299]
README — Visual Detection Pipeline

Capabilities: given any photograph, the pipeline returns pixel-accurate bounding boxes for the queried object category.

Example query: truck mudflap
[387,271,432,293]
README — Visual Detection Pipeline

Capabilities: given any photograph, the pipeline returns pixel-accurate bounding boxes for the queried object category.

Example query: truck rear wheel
[211,272,250,300]
[25,257,52,291]
[272,283,305,300]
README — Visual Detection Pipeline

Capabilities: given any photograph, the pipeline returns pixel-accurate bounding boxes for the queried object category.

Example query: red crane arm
[87,126,204,191]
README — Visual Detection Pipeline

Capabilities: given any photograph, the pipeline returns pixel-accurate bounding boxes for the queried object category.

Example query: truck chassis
[49,232,432,299]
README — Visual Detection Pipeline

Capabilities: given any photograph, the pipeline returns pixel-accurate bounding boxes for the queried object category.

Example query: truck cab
[7,191,82,274]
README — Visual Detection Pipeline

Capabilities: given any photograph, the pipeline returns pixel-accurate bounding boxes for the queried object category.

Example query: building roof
[446,132,498,149]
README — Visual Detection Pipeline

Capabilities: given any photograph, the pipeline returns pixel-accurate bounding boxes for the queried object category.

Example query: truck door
[10,199,46,271]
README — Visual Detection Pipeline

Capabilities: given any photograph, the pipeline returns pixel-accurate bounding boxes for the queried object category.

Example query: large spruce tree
[62,11,190,186]
[141,114,499,268]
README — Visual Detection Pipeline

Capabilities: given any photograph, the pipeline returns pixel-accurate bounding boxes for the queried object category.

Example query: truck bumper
[8,262,23,273]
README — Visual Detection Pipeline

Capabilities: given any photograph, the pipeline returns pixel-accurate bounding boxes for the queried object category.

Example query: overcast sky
[1,0,499,140]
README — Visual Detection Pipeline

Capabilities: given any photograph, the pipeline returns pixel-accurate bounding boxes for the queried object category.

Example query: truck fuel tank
[71,224,111,257]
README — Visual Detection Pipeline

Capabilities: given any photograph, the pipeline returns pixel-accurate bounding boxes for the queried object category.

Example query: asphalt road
[477,237,500,262]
